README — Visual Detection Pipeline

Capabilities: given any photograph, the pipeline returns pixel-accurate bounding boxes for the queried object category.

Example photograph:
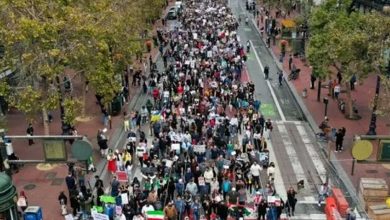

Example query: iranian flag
[146,210,164,220]
[227,204,257,220]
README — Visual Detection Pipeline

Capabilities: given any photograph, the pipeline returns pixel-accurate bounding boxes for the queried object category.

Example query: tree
[63,97,82,126]
[307,0,390,119]
[0,0,67,134]
[0,0,166,131]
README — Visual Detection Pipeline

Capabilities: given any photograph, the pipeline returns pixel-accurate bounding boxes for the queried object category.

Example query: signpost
[4,135,93,174]
[43,139,66,161]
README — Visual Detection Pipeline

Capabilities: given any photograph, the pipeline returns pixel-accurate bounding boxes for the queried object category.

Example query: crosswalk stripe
[277,124,308,185]
[296,124,328,184]
[288,214,327,220]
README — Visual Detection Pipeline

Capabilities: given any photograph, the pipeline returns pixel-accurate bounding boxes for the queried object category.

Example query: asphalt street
[230,0,305,122]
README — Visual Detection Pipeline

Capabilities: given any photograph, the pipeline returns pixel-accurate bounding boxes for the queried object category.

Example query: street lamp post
[317,79,321,101]
[323,97,329,117]
[367,75,381,135]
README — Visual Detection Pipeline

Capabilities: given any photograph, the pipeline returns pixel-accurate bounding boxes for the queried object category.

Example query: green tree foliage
[63,97,82,126]
[307,0,390,118]
[0,0,164,126]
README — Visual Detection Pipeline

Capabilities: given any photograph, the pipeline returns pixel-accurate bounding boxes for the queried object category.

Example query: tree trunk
[42,108,50,135]
[81,75,87,117]
[41,78,50,135]
[345,81,354,119]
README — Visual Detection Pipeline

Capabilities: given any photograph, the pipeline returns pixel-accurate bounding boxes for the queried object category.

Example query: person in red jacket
[152,87,160,101]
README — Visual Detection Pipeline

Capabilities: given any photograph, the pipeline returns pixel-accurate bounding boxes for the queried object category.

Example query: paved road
[229,0,331,219]
[231,0,304,122]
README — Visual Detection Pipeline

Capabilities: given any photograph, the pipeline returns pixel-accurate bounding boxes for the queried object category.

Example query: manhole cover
[24,184,36,190]
[45,172,57,180]
[51,178,64,186]
[366,169,378,174]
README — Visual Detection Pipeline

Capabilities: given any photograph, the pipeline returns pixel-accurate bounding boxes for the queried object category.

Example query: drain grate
[24,184,36,190]
[44,172,57,180]
[51,178,64,186]
[366,170,378,174]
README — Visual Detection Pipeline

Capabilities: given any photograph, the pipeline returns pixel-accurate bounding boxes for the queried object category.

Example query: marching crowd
[63,0,296,220]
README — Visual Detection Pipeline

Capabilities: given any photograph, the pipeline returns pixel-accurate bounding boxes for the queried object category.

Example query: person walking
[286,187,297,216]
[264,66,269,79]
[350,74,356,90]
[334,83,341,99]
[111,176,120,197]
[58,191,68,215]
[250,161,262,188]
[258,200,267,220]
[278,70,283,86]
[26,123,34,145]
[335,128,344,152]
[288,54,293,70]
[318,183,330,207]
[70,191,80,217]
[264,119,273,139]
[65,172,76,195]
[164,202,177,220]
[310,73,317,89]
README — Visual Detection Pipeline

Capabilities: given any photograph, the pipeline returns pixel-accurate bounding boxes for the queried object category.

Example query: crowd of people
[61,0,297,220]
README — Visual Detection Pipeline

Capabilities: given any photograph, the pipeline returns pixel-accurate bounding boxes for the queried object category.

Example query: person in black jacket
[217,201,228,220]
[258,200,267,220]
[335,128,345,152]
[70,191,80,216]
[26,123,34,145]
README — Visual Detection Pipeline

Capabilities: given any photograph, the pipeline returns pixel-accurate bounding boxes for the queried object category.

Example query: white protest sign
[121,193,129,205]
[193,145,206,153]
[165,159,174,168]
[65,214,74,220]
[171,143,180,151]
[92,212,109,220]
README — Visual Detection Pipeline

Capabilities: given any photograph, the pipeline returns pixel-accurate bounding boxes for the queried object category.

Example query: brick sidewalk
[254,3,390,192]
[8,2,174,219]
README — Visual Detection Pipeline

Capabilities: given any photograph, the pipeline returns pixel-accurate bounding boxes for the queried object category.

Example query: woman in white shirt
[210,178,219,194]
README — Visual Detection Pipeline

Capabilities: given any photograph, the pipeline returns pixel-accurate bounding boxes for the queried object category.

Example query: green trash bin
[110,95,123,116]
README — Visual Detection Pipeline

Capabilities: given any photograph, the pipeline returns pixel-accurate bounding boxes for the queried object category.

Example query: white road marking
[296,124,328,184]
[250,40,286,121]
[267,135,287,200]
[280,213,326,220]
[277,123,308,184]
